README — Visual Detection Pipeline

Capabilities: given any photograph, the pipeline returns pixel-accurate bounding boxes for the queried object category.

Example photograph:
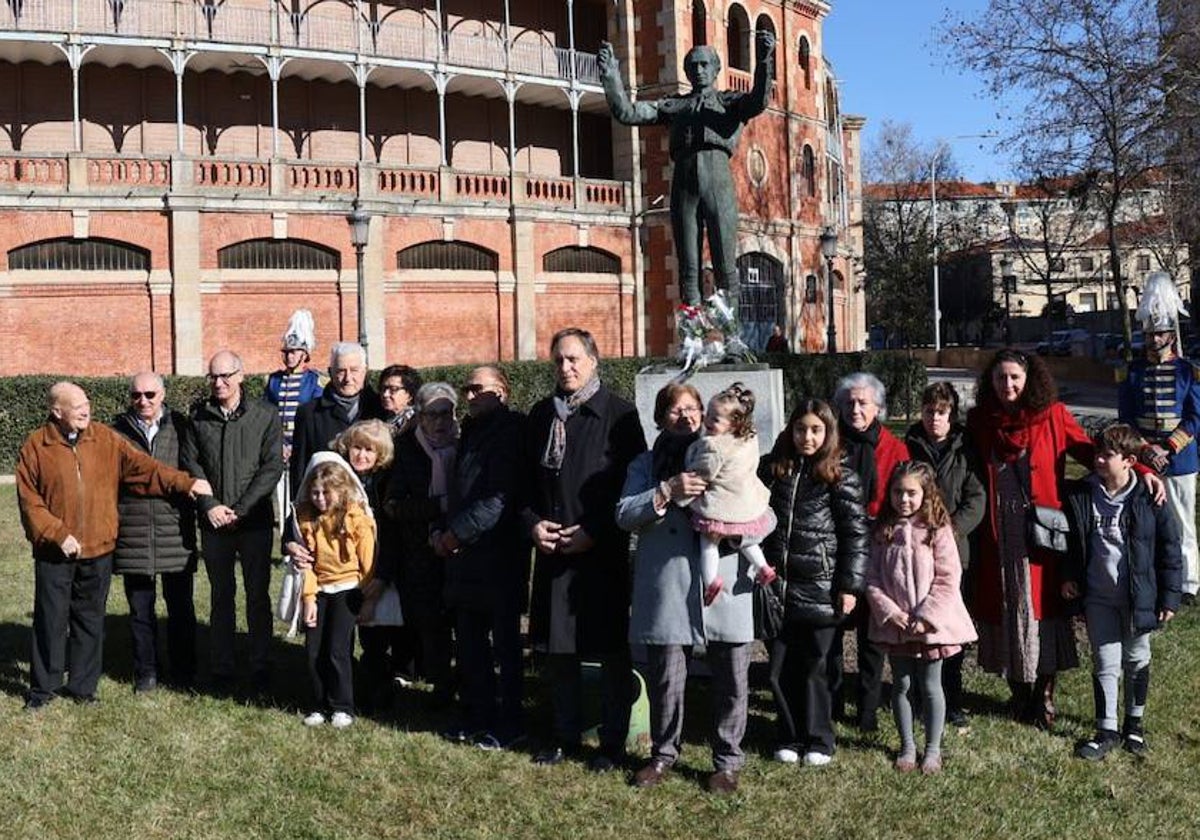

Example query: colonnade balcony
[0,151,632,215]
[0,0,602,87]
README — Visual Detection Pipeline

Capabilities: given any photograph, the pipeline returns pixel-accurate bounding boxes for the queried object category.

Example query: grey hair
[833,372,888,420]
[416,381,458,411]
[329,342,366,369]
[129,371,166,393]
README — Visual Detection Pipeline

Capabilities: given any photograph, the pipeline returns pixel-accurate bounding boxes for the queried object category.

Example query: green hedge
[0,352,924,473]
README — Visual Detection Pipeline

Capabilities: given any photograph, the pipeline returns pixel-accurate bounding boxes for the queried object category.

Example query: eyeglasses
[381,385,407,395]
[668,406,702,418]
[129,391,159,401]
[461,383,498,396]
[206,370,241,383]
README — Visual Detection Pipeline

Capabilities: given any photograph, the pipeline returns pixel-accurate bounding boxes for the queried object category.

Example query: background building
[0,0,863,375]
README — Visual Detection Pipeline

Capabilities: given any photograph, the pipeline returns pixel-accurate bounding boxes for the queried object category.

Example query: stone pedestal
[634,363,785,454]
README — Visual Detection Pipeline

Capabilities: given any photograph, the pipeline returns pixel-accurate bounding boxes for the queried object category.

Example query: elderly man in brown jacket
[16,381,211,710]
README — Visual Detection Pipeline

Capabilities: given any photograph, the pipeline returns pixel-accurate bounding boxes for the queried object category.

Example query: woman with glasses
[616,383,755,795]
[969,349,1163,729]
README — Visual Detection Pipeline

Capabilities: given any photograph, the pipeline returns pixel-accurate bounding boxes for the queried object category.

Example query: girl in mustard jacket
[295,454,376,729]
[866,461,976,775]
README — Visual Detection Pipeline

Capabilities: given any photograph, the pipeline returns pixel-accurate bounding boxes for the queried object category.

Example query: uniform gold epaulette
[1115,365,1128,384]
[1190,360,1200,382]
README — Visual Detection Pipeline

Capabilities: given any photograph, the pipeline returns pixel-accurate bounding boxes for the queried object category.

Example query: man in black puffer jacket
[113,373,198,693]
[181,350,283,695]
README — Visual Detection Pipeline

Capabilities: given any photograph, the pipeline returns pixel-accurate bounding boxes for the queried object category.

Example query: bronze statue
[599,32,776,307]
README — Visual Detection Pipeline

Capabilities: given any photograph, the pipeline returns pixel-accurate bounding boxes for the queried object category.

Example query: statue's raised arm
[599,41,662,126]
[745,30,776,117]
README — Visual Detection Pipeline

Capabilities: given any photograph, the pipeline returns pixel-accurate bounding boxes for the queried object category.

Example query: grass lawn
[3,484,1200,839]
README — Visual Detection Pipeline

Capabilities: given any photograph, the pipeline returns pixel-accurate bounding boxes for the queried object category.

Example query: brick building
[0,0,864,375]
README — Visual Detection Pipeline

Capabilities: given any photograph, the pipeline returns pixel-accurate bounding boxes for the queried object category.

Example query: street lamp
[820,225,838,354]
[347,199,370,364]
[1000,254,1017,346]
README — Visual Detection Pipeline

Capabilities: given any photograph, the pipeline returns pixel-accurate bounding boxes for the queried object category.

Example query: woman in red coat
[968,349,1161,728]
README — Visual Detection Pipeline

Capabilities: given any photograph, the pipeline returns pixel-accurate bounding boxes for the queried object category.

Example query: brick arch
[397,239,499,271]
[217,238,341,271]
[542,245,621,274]
[726,3,751,71]
[7,237,149,272]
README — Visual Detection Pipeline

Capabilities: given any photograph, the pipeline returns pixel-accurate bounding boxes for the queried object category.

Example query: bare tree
[862,121,989,348]
[944,0,1171,356]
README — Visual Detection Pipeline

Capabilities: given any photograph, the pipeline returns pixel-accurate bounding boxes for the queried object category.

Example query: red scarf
[982,401,1048,464]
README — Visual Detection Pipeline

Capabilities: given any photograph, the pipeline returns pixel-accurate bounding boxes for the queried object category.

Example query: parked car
[1036,329,1090,356]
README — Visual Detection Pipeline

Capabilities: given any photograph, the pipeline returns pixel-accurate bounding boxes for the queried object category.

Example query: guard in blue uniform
[1118,271,1200,601]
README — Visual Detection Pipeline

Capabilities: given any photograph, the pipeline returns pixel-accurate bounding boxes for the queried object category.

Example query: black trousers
[306,590,358,714]
[455,599,524,738]
[546,650,633,757]
[123,570,197,684]
[827,604,885,720]
[201,527,273,679]
[769,623,838,755]
[30,554,113,702]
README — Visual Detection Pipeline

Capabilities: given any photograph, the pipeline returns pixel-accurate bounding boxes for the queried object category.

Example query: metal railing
[0,1,600,85]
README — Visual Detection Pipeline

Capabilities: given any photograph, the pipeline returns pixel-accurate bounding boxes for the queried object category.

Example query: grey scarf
[541,375,601,470]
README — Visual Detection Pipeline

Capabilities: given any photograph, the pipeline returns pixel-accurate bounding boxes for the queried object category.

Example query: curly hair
[767,398,843,485]
[710,381,756,440]
[975,348,1058,413]
[332,419,395,473]
[296,460,360,535]
[874,460,950,546]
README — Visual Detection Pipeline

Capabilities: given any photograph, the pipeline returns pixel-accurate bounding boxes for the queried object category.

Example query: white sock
[700,535,721,587]
[741,542,769,580]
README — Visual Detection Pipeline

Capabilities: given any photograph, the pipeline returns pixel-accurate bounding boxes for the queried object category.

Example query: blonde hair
[332,420,395,472]
[296,461,360,534]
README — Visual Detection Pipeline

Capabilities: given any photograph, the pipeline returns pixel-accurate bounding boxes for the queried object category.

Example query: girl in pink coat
[866,461,977,775]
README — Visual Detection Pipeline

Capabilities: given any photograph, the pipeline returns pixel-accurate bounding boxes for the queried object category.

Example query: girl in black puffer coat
[760,398,869,766]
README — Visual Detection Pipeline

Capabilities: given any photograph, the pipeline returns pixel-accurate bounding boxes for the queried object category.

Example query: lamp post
[347,199,371,364]
[1000,254,1017,346]
[820,225,838,354]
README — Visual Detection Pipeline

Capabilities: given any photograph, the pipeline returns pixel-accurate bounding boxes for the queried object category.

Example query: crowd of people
[14,289,1197,791]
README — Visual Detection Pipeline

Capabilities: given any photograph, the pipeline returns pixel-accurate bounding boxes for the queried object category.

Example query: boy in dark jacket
[1062,424,1182,760]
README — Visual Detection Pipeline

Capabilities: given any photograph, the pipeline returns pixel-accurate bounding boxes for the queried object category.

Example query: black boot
[1008,679,1033,723]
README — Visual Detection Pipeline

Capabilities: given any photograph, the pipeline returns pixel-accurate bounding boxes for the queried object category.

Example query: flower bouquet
[674,290,755,377]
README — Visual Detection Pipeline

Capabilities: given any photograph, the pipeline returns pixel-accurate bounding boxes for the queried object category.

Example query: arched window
[736,252,785,351]
[543,246,621,274]
[726,5,751,71]
[825,83,839,128]
[755,14,776,80]
[802,145,816,197]
[798,36,811,90]
[692,0,707,47]
[8,238,149,271]
[397,241,498,271]
[218,239,339,270]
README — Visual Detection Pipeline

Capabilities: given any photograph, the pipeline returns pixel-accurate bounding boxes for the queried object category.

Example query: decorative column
[157,48,195,154]
[434,71,449,166]
[260,54,286,158]
[55,42,94,152]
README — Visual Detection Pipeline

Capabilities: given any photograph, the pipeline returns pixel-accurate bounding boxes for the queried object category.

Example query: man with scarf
[1118,271,1200,605]
[829,372,909,732]
[523,327,647,772]
[289,342,383,495]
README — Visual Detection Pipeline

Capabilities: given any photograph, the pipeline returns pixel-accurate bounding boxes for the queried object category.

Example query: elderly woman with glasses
[615,382,755,794]
[969,349,1163,729]
[383,382,461,710]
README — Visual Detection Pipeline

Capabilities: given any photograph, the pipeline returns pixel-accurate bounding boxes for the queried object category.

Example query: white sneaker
[773,747,800,764]
[303,711,326,727]
[330,712,354,729]
[803,751,833,767]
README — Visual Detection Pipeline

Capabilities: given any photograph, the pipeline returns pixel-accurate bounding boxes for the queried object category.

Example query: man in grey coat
[181,350,283,695]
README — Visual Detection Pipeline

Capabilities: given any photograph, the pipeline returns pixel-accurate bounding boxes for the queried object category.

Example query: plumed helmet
[281,309,316,353]
[1135,271,1188,333]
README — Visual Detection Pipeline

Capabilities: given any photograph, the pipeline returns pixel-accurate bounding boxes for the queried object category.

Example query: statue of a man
[599,32,776,306]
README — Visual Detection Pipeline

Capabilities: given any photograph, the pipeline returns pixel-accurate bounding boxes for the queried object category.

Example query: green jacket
[181,393,283,531]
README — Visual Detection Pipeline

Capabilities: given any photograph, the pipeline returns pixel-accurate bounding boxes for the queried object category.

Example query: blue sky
[823,1,1019,182]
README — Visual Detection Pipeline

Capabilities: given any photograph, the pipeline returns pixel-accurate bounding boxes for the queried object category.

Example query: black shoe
[1075,729,1120,761]
[588,752,626,774]
[947,708,971,729]
[533,746,575,767]
[134,675,158,694]
[23,694,54,712]
[857,709,879,733]
[1122,718,1148,756]
[250,670,272,699]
